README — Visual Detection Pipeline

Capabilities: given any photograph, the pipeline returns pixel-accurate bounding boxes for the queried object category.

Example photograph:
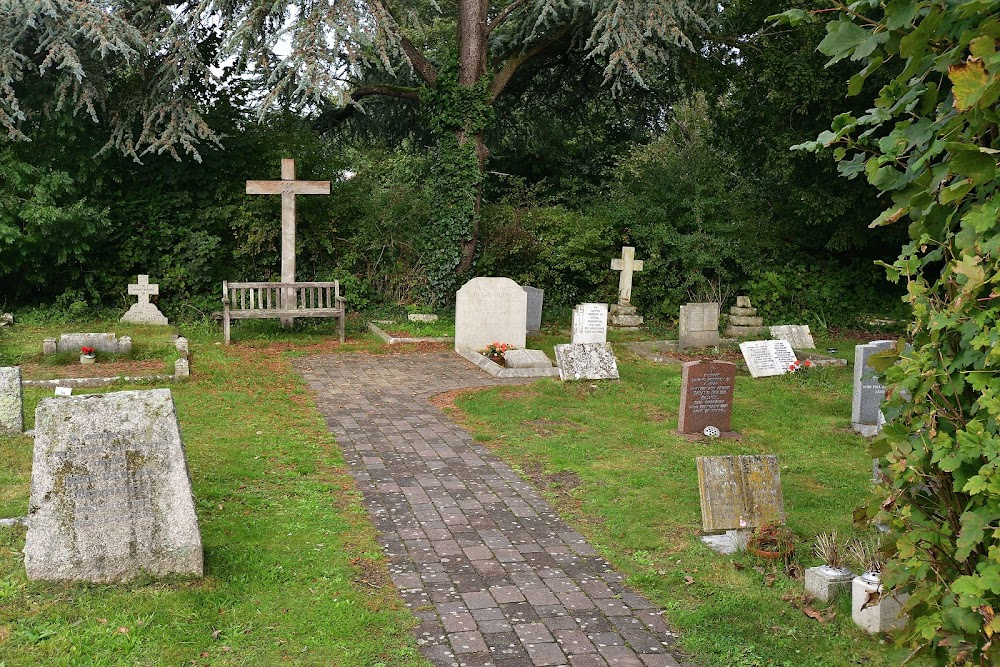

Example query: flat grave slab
[739,340,797,378]
[554,342,619,380]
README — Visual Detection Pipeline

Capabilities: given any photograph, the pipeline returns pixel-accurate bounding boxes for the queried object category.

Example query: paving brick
[294,351,689,667]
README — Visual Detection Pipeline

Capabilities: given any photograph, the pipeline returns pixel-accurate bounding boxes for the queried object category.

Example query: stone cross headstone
[523,286,544,333]
[554,343,619,381]
[770,324,815,350]
[739,340,798,378]
[246,158,331,325]
[678,303,720,349]
[611,246,644,305]
[454,277,527,352]
[678,361,737,436]
[696,455,784,532]
[852,340,896,436]
[24,389,203,582]
[120,275,168,325]
[571,303,608,344]
[0,366,23,434]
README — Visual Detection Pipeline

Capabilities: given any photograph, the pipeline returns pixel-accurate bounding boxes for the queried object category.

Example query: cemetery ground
[0,317,924,666]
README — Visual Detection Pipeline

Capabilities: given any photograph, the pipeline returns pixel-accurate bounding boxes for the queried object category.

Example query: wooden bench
[222,281,345,344]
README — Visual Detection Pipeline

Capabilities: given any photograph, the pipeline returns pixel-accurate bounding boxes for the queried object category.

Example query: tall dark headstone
[523,286,544,333]
[678,361,738,438]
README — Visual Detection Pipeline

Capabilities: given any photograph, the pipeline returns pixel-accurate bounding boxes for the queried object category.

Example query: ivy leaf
[949,58,992,111]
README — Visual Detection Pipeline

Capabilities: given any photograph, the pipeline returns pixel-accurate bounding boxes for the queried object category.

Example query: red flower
[81,346,95,355]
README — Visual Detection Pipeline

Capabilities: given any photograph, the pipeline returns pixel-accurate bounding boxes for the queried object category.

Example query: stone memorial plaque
[697,455,784,532]
[523,286,544,333]
[554,343,619,380]
[57,333,119,354]
[503,349,552,369]
[571,303,608,344]
[852,340,895,436]
[0,366,23,434]
[454,277,527,352]
[24,389,203,582]
[678,303,720,349]
[770,324,816,350]
[678,361,736,435]
[739,340,798,378]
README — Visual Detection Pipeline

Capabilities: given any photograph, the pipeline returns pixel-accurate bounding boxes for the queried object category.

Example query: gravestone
[454,277,527,352]
[724,296,766,337]
[770,324,815,350]
[0,366,23,434]
[677,361,738,437]
[554,343,619,380]
[24,389,203,582]
[523,286,544,333]
[571,303,608,344]
[609,246,644,328]
[120,275,169,325]
[739,340,798,378]
[678,303,720,349]
[246,158,331,326]
[852,340,895,436]
[696,455,784,532]
[42,338,56,355]
[57,333,120,354]
[503,349,552,369]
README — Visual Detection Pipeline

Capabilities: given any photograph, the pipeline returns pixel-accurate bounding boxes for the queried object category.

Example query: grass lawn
[0,319,427,666]
[451,333,925,667]
[372,317,456,338]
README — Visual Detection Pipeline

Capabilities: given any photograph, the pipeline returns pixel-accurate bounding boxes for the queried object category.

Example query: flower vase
[80,354,96,365]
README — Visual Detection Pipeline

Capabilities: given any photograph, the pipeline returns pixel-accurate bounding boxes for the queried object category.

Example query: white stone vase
[851,573,908,633]
[80,354,96,365]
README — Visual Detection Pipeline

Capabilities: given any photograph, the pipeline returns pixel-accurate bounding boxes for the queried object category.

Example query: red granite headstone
[678,360,738,437]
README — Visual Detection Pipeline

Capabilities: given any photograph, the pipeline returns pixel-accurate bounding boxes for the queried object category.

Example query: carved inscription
[697,454,785,532]
[678,361,736,434]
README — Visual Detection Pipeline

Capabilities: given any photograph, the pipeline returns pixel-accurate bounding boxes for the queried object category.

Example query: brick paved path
[295,351,692,667]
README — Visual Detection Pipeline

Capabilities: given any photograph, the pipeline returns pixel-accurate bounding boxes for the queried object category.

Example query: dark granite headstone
[678,361,737,436]
[523,286,544,333]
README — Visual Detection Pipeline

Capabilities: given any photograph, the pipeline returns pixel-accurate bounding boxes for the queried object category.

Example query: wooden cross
[246,159,330,322]
[128,275,159,306]
[611,246,644,305]
[246,158,331,288]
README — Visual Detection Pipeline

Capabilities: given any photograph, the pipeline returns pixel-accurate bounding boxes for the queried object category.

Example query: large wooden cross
[246,158,330,322]
[611,246,644,305]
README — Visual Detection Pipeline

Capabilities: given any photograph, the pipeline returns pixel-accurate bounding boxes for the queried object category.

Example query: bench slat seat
[222,280,345,344]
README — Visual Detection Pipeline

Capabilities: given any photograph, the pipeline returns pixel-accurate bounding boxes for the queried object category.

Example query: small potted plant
[80,345,96,365]
[848,533,907,632]
[746,520,795,560]
[804,531,854,601]
[484,342,512,366]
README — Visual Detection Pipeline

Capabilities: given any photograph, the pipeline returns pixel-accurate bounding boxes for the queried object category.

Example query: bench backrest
[223,281,341,311]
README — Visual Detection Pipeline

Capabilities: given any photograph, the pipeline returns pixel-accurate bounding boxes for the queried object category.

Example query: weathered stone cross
[128,275,158,305]
[611,246,644,305]
[246,158,330,322]
[246,158,331,286]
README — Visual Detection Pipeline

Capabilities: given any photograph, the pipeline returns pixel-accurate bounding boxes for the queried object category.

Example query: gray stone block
[57,333,119,354]
[728,315,763,327]
[503,349,552,369]
[25,389,203,582]
[0,366,23,434]
[554,343,619,380]
[805,566,854,602]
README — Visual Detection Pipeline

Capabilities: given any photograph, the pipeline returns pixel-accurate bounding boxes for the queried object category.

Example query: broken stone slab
[554,342,619,381]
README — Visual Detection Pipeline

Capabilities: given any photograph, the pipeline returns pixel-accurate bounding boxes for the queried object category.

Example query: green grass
[449,347,928,667]
[0,322,428,667]
[373,317,455,338]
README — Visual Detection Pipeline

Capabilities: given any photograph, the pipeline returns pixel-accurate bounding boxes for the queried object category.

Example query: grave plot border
[455,346,561,378]
[367,321,453,345]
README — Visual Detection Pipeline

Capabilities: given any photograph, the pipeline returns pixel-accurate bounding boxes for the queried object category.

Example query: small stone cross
[611,246,644,305]
[128,275,159,306]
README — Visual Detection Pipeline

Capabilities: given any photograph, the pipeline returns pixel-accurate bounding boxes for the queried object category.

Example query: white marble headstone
[571,303,608,344]
[454,277,527,352]
[739,340,798,378]
[24,389,203,582]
